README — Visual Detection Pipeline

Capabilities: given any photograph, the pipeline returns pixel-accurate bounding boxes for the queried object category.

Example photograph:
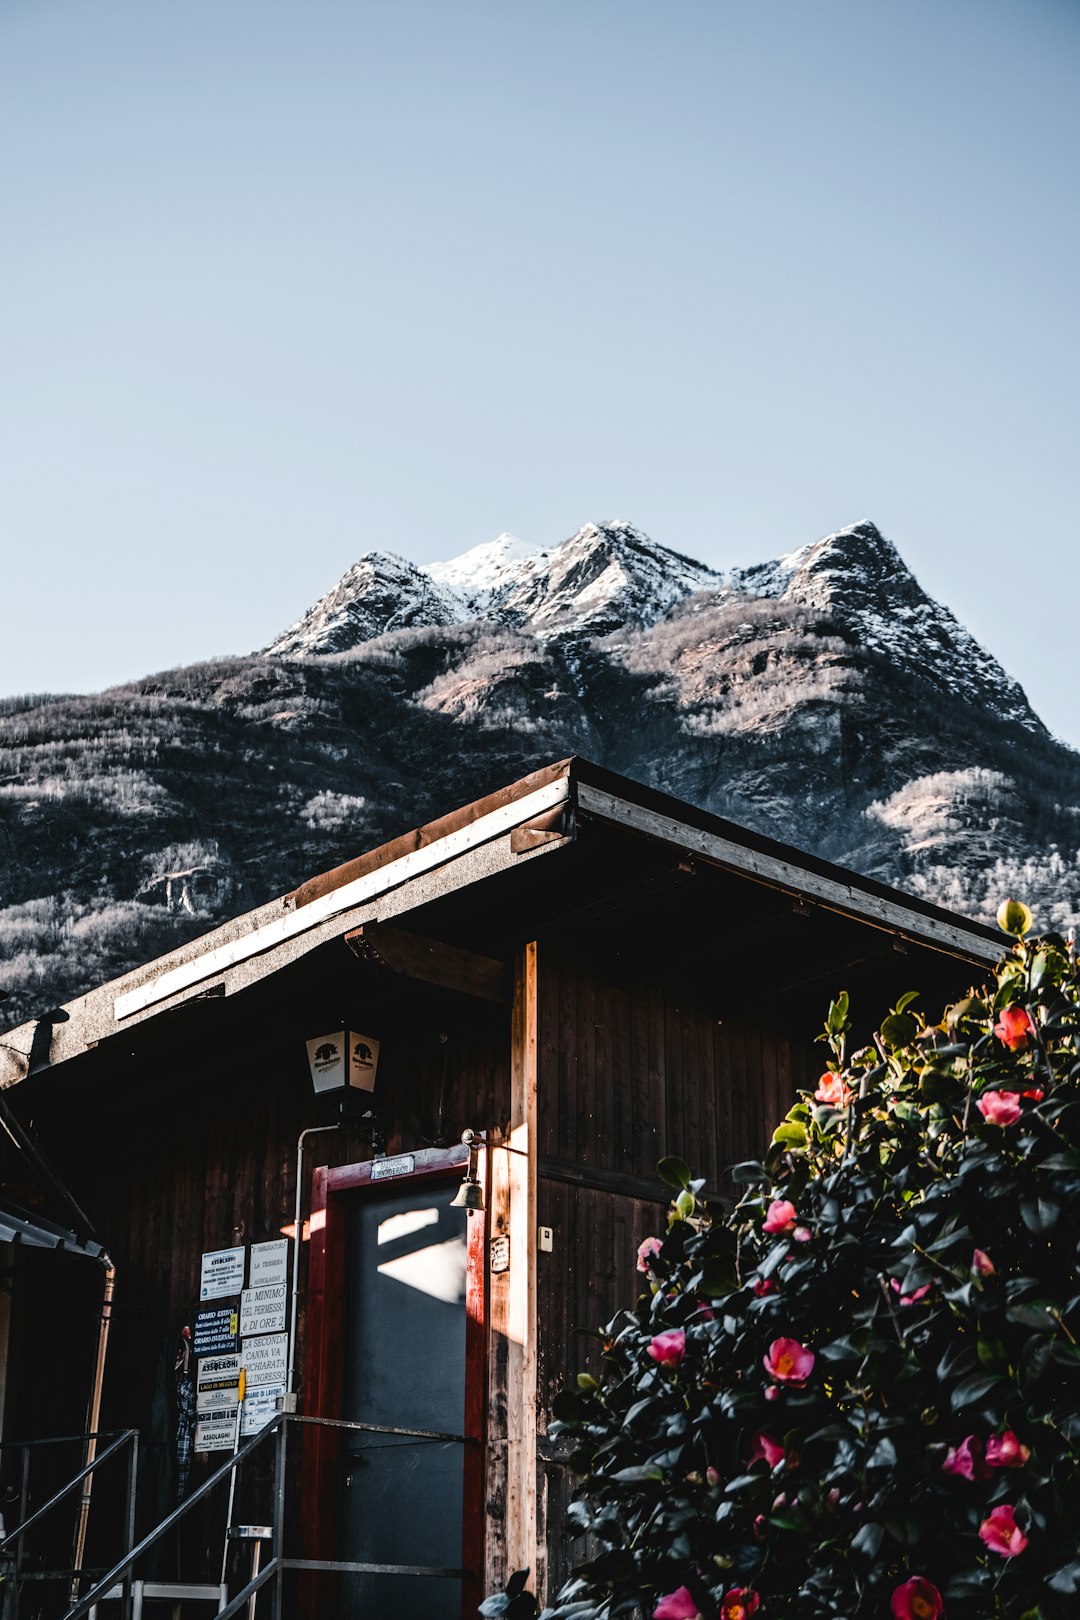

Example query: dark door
[341,1177,468,1617]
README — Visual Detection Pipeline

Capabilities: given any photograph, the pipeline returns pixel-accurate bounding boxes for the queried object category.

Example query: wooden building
[0,758,1003,1617]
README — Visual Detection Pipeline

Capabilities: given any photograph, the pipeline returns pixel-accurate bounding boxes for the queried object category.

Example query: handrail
[62,1417,284,1620]
[0,1431,126,1451]
[59,1412,476,1620]
[0,1430,137,1555]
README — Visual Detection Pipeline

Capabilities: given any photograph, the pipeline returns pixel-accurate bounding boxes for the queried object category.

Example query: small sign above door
[371,1154,415,1182]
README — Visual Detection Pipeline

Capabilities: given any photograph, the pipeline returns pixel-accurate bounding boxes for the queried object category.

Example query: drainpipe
[286,1124,342,1403]
[71,1253,117,1600]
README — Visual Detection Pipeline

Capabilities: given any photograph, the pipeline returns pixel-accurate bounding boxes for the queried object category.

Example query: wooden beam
[506,943,541,1596]
[539,1154,732,1212]
[344,922,512,1005]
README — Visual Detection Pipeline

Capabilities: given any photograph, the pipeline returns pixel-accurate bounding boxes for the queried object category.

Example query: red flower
[763,1336,814,1385]
[994,1005,1034,1050]
[941,1435,991,1480]
[753,1277,777,1296]
[985,1430,1030,1469]
[763,1199,797,1234]
[720,1590,760,1620]
[653,1588,701,1619]
[979,1503,1028,1557]
[637,1236,663,1273]
[971,1248,995,1277]
[976,1090,1022,1126]
[748,1429,785,1469]
[647,1329,686,1368]
[891,1575,944,1619]
[890,1277,931,1307]
[815,1071,852,1108]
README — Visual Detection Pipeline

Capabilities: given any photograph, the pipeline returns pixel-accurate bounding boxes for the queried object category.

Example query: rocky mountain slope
[3,519,1078,1028]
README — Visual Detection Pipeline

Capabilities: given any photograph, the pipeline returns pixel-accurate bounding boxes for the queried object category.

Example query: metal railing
[0,1430,139,1620]
[60,1414,473,1620]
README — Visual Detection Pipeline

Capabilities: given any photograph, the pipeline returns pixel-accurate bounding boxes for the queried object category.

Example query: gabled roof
[0,757,1003,1088]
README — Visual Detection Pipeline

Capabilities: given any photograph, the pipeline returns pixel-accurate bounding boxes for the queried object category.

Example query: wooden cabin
[0,758,1003,1617]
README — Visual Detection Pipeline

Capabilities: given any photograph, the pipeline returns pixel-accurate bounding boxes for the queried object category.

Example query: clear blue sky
[2,0,1077,741]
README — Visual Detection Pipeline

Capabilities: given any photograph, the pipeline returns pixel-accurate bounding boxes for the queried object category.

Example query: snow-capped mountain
[3,515,1078,1029]
[267,521,723,656]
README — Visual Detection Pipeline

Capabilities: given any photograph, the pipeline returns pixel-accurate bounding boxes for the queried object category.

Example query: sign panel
[200,1246,245,1301]
[193,1306,239,1358]
[241,1384,285,1436]
[371,1154,415,1182]
[306,1030,380,1094]
[240,1286,287,1338]
[249,1240,289,1290]
[196,1353,241,1413]
[194,1409,238,1452]
[242,1332,288,1388]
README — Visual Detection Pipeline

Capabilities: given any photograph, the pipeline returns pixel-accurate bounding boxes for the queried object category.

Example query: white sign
[240,1286,287,1338]
[242,1332,288,1388]
[371,1154,415,1182]
[241,1384,285,1435]
[200,1246,245,1301]
[196,1353,241,1413]
[195,1410,238,1453]
[250,1240,289,1290]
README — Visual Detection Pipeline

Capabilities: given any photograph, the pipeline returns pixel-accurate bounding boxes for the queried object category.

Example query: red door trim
[302,1144,487,1619]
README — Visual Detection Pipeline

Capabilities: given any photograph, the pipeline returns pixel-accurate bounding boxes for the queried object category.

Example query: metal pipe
[70,1254,116,1602]
[286,1124,340,1400]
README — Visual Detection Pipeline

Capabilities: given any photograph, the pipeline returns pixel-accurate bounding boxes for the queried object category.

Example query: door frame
[303,1143,487,1618]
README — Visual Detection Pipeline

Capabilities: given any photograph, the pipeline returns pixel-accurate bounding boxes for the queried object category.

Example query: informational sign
[242,1332,288,1388]
[241,1384,286,1436]
[490,1235,510,1274]
[249,1240,289,1290]
[371,1154,415,1182]
[194,1409,238,1452]
[200,1246,245,1301]
[196,1353,242,1413]
[193,1306,239,1358]
[305,1030,380,1094]
[240,1286,287,1338]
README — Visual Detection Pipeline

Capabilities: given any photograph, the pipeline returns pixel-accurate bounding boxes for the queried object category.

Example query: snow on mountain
[730,521,1040,732]
[266,551,465,657]
[424,532,539,615]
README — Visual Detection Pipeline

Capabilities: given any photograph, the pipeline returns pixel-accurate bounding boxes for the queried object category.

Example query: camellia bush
[491,902,1080,1620]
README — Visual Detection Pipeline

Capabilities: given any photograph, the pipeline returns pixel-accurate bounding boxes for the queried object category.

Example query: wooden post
[502,941,542,1596]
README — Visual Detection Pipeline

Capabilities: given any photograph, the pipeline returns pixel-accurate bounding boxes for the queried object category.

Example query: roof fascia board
[575,781,1001,966]
[113,777,571,1022]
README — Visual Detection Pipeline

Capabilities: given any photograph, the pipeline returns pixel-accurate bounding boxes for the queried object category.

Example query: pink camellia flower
[647,1329,686,1368]
[637,1236,664,1273]
[748,1429,785,1469]
[792,1225,813,1243]
[720,1590,760,1620]
[706,1465,721,1486]
[653,1587,701,1619]
[891,1575,944,1619]
[976,1090,1023,1127]
[941,1434,991,1480]
[764,1384,780,1402]
[815,1071,852,1108]
[764,1336,815,1385]
[890,1277,932,1306]
[979,1503,1028,1557]
[753,1277,777,1297]
[752,1513,767,1539]
[986,1430,1031,1469]
[972,1248,995,1277]
[763,1199,798,1234]
[994,1004,1035,1051]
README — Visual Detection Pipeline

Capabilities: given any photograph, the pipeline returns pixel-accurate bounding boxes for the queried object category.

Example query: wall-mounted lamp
[450,1127,485,1211]
[305,1030,380,1095]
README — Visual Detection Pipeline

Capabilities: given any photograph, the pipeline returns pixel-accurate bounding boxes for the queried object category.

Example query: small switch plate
[538,1225,554,1253]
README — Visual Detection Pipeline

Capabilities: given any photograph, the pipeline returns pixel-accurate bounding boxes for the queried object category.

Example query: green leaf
[656,1156,692,1191]
[771,1121,809,1150]
[880,1011,918,1049]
